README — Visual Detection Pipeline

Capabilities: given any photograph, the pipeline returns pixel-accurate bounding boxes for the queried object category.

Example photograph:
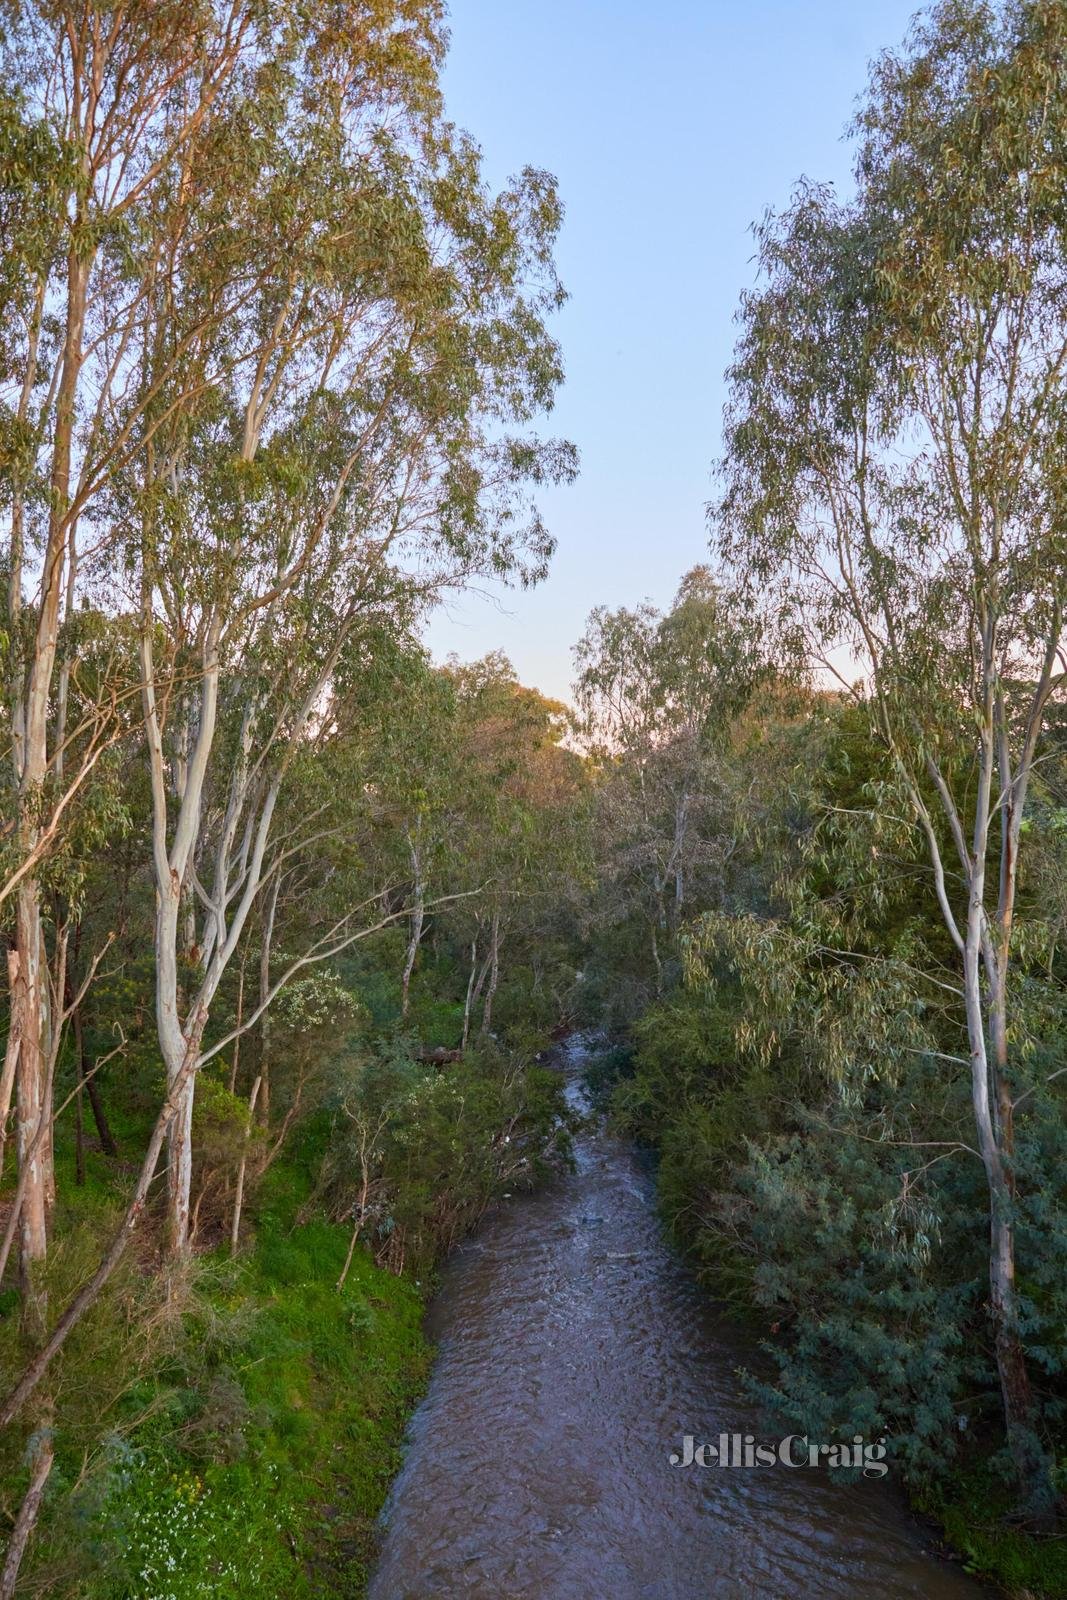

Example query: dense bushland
[0,1,584,1590]
[0,762,582,1596]
[576,612,1067,1591]
[570,13,1067,1584]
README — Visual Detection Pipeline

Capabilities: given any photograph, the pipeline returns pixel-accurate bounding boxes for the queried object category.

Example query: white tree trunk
[14,888,47,1279]
[0,1414,54,1600]
[230,1074,262,1256]
[401,827,425,1018]
[0,951,20,1179]
[461,937,479,1051]
[480,910,501,1038]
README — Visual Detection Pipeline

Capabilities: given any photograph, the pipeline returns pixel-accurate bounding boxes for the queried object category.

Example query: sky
[424,0,920,703]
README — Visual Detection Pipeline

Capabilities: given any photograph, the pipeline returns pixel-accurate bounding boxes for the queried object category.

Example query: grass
[1,1114,432,1600]
[914,1466,1067,1599]
[99,1215,431,1600]
[2,959,568,1596]
[20,1032,1066,1598]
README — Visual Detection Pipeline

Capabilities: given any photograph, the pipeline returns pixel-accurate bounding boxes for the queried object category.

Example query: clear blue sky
[424,0,920,703]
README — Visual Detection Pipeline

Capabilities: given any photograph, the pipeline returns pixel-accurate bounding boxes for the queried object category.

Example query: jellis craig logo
[669,1433,889,1477]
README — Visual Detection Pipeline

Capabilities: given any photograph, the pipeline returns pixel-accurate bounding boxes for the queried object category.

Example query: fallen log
[415,1046,462,1066]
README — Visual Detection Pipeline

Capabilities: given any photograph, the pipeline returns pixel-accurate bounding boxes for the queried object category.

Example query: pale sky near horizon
[424,0,920,703]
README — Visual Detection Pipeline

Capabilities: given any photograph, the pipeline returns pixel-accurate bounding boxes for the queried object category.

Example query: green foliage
[920,1463,1067,1596]
[7,1146,429,1600]
[594,677,1067,1577]
[735,1115,982,1481]
[108,1460,298,1599]
[321,1038,573,1272]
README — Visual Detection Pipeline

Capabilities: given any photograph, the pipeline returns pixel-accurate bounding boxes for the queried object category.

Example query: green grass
[2,1123,431,1600]
[100,1216,431,1599]
[915,1466,1067,1599]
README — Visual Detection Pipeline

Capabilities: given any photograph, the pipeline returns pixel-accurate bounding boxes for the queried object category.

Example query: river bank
[0,1112,434,1599]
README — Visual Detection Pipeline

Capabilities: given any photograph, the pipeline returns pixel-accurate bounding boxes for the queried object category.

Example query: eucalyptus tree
[445,652,584,1040]
[574,568,763,997]
[122,35,570,1254]
[717,0,1067,1516]
[0,0,572,1427]
[0,0,291,1296]
[330,641,467,1018]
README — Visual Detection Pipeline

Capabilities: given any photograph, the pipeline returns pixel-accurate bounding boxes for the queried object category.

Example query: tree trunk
[0,950,19,1178]
[400,823,425,1018]
[962,812,1054,1519]
[167,1065,195,1258]
[142,625,220,1261]
[154,863,204,1261]
[230,1074,261,1256]
[258,874,280,1125]
[10,247,90,1294]
[38,920,54,1212]
[401,889,425,1018]
[982,977,1054,1519]
[337,1115,376,1291]
[336,1216,362,1293]
[228,954,247,1095]
[480,910,501,1038]
[0,1413,54,1600]
[461,937,479,1051]
[14,887,47,1291]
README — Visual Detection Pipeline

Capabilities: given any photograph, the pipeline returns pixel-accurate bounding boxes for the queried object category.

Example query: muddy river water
[369,1037,983,1599]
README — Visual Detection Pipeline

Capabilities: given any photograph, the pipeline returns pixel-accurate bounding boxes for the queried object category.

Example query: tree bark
[337,1110,378,1291]
[0,950,19,1178]
[955,616,1054,1520]
[480,910,501,1038]
[461,937,479,1051]
[400,834,425,1019]
[167,1065,196,1258]
[258,873,281,1125]
[141,612,220,1259]
[13,888,47,1289]
[963,917,1050,1515]
[0,1417,54,1600]
[228,954,247,1095]
[230,1074,262,1256]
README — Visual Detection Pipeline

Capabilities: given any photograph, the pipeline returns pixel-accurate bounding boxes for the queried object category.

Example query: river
[368,1036,984,1599]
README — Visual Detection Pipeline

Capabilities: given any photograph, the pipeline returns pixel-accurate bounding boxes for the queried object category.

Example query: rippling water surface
[369,1037,983,1599]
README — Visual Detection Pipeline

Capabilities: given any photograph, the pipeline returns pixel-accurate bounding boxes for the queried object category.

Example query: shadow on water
[368,1035,986,1599]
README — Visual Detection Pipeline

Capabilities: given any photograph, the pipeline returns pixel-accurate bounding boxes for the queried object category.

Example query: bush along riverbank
[2,1120,432,1599]
[579,1021,1067,1600]
[568,517,1067,1594]
[1,938,576,1598]
[0,626,587,1595]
